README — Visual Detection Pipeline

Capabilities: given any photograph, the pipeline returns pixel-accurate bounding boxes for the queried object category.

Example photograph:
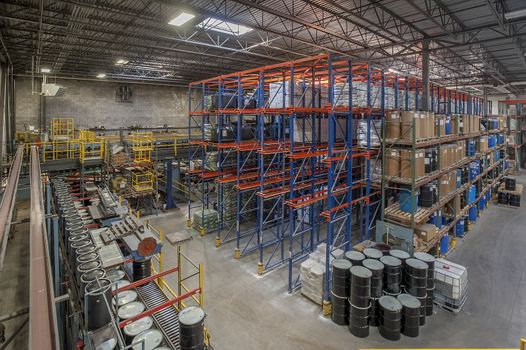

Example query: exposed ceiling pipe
[14,73,187,88]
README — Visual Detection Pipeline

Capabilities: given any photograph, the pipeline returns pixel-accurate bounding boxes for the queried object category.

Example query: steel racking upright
[187,54,379,295]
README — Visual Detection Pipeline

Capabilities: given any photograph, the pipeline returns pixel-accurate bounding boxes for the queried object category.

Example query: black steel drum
[179,306,206,350]
[348,302,370,338]
[413,252,435,288]
[80,268,106,299]
[133,258,152,282]
[369,298,380,327]
[331,292,349,326]
[362,248,383,260]
[380,256,402,294]
[505,177,516,191]
[498,192,509,204]
[510,194,521,207]
[331,259,352,297]
[85,278,112,331]
[425,287,434,316]
[345,251,365,266]
[378,295,402,341]
[77,260,102,286]
[350,266,372,308]
[404,258,428,298]
[397,293,421,338]
[362,259,384,298]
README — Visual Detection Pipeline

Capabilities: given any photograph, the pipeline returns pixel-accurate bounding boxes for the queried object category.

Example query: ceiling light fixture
[168,12,195,26]
[97,73,106,78]
[388,68,402,75]
[504,8,526,20]
[197,17,252,36]
[115,59,129,65]
[41,68,51,73]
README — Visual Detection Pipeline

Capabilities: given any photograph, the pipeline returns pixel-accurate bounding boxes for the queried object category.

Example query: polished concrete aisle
[149,174,526,350]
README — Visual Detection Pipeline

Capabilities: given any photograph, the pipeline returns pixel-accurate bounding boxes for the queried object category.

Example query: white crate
[434,258,468,300]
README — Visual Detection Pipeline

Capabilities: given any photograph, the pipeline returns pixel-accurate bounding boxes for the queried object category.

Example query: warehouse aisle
[150,173,526,350]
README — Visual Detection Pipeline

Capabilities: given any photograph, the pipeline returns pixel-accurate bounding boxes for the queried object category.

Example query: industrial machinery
[46,175,208,349]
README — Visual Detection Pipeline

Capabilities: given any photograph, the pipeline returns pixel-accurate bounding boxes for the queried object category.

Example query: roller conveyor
[135,282,181,350]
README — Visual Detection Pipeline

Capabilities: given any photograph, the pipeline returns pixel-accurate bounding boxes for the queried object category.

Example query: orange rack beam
[320,190,380,221]
[323,151,371,163]
[285,184,349,209]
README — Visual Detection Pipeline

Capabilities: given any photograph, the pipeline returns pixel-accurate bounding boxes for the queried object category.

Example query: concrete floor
[148,173,526,350]
[0,175,524,350]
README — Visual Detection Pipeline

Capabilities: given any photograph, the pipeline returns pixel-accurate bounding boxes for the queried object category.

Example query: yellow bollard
[257,262,264,275]
[199,227,205,237]
[187,219,192,228]
[322,300,332,317]
[234,248,240,259]
[215,237,221,248]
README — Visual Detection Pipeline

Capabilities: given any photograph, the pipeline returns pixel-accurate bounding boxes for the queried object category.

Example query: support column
[483,88,488,117]
[421,40,430,111]
[165,159,176,209]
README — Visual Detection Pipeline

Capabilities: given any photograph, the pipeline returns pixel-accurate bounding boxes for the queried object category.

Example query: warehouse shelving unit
[378,87,508,256]
[500,101,525,172]
[187,54,378,296]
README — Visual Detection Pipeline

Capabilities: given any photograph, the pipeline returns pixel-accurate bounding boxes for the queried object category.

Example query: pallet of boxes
[300,243,343,305]
[497,176,522,207]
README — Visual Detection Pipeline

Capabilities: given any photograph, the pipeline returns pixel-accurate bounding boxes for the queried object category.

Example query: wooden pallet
[496,202,521,209]
[384,203,428,225]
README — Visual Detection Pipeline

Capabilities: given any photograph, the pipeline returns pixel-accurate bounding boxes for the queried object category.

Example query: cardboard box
[386,149,400,177]
[439,174,449,199]
[435,115,446,137]
[415,224,438,242]
[478,136,488,153]
[400,149,412,178]
[401,111,416,141]
[450,115,458,134]
[419,112,427,139]
[386,111,401,139]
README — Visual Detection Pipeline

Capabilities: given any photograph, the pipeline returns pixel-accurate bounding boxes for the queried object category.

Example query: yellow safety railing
[147,221,204,311]
[79,140,105,164]
[131,170,154,191]
[78,129,96,142]
[131,131,153,164]
[15,130,41,143]
[41,140,77,162]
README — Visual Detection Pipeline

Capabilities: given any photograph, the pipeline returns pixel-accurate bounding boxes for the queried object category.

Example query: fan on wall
[116,85,133,102]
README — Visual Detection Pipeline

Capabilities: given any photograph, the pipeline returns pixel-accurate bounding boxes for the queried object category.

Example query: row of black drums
[330,247,436,340]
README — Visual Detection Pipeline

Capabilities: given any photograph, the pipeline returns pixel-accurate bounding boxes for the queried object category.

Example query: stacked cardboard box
[400,149,425,178]
[477,136,488,153]
[435,114,446,137]
[414,223,438,243]
[439,170,457,199]
[400,111,436,140]
[300,243,343,305]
